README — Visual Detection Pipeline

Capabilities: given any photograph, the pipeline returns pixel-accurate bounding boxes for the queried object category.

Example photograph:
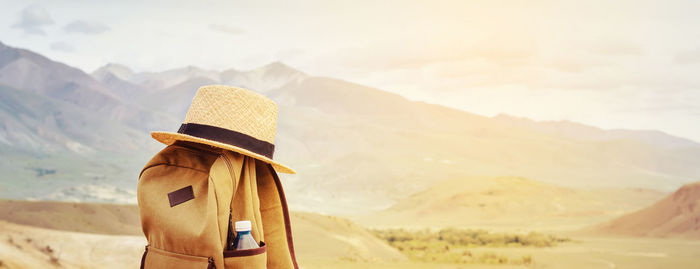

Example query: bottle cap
[235,220,252,232]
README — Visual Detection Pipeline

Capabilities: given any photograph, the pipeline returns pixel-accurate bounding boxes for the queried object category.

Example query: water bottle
[231,220,259,250]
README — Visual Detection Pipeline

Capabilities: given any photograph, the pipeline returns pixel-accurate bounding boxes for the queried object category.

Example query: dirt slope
[0,220,145,269]
[292,211,406,263]
[590,181,700,239]
[0,200,141,235]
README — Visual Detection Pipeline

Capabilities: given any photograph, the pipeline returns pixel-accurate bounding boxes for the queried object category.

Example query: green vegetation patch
[371,228,570,265]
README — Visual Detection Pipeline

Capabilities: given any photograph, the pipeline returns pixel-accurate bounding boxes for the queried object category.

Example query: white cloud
[64,20,110,35]
[11,4,54,35]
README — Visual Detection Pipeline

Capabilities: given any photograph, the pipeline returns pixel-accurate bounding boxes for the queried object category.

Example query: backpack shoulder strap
[255,161,299,269]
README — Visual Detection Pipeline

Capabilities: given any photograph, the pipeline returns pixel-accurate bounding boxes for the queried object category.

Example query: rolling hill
[354,176,666,230]
[589,181,700,239]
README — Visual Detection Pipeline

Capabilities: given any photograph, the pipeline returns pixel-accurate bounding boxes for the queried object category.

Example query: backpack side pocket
[142,245,215,269]
[223,241,267,269]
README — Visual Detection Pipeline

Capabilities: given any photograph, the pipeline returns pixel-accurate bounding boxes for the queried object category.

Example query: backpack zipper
[139,245,148,269]
[207,257,215,269]
[226,209,235,250]
[221,153,239,252]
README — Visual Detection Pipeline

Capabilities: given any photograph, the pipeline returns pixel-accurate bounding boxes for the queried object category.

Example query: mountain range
[1,40,699,215]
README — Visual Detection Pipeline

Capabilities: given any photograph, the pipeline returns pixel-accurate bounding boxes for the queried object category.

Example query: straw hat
[151,85,296,174]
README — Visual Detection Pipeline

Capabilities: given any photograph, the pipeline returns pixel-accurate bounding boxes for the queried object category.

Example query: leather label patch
[168,185,194,207]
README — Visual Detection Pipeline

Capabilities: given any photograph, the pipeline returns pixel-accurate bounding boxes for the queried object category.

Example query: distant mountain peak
[249,61,305,77]
[216,61,307,92]
[92,63,135,81]
[261,60,291,69]
[172,65,207,73]
[185,65,202,71]
[162,65,218,77]
[104,62,130,69]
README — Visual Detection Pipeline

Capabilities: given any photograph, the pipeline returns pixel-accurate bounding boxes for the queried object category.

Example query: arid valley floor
[1,194,699,269]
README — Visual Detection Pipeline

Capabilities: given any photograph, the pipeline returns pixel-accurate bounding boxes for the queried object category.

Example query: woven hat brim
[151,131,296,174]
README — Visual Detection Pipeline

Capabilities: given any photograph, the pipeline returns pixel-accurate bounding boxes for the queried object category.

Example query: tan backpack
[137,141,298,268]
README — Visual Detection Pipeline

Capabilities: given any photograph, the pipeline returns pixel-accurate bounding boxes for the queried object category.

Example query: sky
[1,0,700,142]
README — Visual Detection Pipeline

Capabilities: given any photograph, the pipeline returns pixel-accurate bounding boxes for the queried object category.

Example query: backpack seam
[139,163,210,179]
[139,145,220,178]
